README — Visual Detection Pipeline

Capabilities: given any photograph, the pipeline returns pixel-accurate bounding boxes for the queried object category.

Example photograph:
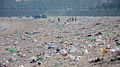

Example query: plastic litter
[98,48,108,53]
[88,57,103,63]
[48,45,55,49]
[69,47,77,53]
[19,65,24,67]
[117,50,120,55]
[44,34,49,37]
[82,48,88,55]
[54,62,63,66]
[0,17,120,67]
[60,49,68,56]
[9,50,15,52]
[73,56,81,62]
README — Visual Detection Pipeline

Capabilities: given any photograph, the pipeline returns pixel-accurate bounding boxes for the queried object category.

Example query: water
[0,0,120,16]
[0,9,120,17]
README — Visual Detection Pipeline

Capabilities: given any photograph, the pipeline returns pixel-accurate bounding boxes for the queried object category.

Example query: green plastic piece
[9,50,15,52]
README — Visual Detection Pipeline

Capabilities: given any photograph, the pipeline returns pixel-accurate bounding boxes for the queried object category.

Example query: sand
[0,16,120,67]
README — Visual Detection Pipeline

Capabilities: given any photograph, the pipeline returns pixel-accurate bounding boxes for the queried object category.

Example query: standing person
[58,17,60,22]
[75,17,77,21]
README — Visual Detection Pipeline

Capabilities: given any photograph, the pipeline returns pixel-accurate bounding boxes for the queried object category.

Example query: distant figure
[58,18,60,22]
[72,17,74,21]
[75,18,77,21]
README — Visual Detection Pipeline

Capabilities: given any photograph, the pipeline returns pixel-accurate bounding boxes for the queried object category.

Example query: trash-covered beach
[0,16,120,67]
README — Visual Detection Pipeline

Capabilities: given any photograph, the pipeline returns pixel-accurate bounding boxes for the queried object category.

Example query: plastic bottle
[48,45,55,49]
